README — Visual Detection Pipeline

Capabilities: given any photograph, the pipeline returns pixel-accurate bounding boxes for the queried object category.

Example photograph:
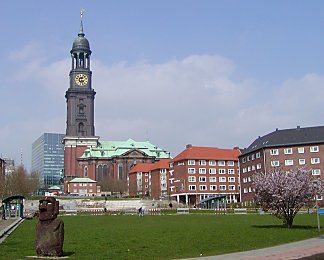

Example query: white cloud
[3,46,324,169]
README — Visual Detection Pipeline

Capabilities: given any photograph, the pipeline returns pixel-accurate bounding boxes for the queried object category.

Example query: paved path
[184,236,324,260]
[0,218,23,244]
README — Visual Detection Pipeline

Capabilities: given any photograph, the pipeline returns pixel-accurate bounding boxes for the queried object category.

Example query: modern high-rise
[31,133,65,187]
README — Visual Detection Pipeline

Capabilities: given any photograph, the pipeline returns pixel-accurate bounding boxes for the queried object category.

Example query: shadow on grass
[251,224,316,230]
[63,251,75,257]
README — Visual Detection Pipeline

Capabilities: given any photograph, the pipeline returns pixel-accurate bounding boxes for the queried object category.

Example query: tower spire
[79,9,85,36]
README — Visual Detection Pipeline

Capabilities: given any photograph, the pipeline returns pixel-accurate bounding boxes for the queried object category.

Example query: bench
[234,208,247,214]
[177,208,190,214]
[124,208,137,215]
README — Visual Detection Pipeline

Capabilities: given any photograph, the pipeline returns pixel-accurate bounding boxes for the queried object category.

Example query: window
[242,167,247,173]
[73,189,77,193]
[311,158,320,164]
[243,177,247,183]
[219,185,226,191]
[251,154,255,160]
[228,185,235,191]
[145,173,149,176]
[219,177,226,182]
[145,179,148,182]
[248,177,252,182]
[177,162,185,166]
[256,152,261,159]
[299,159,306,165]
[257,163,262,169]
[199,168,206,174]
[271,160,279,167]
[312,169,321,176]
[242,157,246,163]
[228,169,235,174]
[285,160,293,166]
[298,147,304,154]
[210,185,217,191]
[270,149,279,155]
[199,176,206,182]
[227,161,234,166]
[189,185,196,191]
[209,177,217,182]
[188,160,195,165]
[251,165,255,171]
[310,146,319,153]
[219,169,226,174]
[188,176,196,182]
[284,148,293,154]
[199,185,207,191]
[209,160,216,166]
[188,168,196,174]
[209,168,216,174]
[145,185,148,188]
[247,166,251,172]
[199,160,206,165]
[218,161,225,166]
[228,177,235,182]
[243,188,248,193]
[248,187,252,192]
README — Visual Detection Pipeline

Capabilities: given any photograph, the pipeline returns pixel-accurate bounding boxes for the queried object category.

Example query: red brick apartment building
[128,159,170,199]
[239,126,324,206]
[169,145,241,206]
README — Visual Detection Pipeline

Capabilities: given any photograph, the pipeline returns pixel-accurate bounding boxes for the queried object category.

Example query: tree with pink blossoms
[254,168,322,228]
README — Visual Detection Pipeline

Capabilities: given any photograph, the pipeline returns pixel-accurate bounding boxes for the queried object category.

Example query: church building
[63,15,171,195]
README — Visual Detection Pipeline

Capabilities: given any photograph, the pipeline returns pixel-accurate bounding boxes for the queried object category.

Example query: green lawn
[1,213,323,259]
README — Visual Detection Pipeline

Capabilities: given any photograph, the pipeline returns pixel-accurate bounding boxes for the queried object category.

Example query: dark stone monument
[35,196,64,257]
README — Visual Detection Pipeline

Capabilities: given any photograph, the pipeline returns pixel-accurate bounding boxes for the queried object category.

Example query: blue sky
[1,1,324,170]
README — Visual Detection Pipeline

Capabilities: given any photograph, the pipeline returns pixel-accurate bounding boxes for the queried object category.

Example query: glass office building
[31,133,64,187]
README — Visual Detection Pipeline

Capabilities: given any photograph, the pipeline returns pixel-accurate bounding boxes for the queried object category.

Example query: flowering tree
[254,168,322,228]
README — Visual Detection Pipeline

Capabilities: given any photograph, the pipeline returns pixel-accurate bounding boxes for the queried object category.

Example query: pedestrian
[138,207,143,217]
[169,202,173,210]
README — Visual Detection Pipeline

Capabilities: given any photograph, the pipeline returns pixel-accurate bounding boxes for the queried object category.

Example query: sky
[1,1,324,171]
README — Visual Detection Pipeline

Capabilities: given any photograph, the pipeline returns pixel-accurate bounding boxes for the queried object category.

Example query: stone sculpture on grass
[35,196,64,256]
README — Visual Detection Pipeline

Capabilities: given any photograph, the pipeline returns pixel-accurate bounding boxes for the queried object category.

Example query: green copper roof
[69,177,96,183]
[80,138,171,159]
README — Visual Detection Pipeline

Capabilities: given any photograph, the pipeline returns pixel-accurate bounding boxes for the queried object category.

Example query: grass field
[1,213,323,259]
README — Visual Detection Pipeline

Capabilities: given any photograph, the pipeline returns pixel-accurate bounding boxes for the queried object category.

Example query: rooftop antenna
[20,148,23,166]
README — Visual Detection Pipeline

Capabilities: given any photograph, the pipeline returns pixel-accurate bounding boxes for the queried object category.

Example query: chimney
[233,146,240,150]
[186,144,192,149]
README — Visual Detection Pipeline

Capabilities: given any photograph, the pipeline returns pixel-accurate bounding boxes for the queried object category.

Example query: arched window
[96,165,103,182]
[78,122,85,136]
[84,166,88,177]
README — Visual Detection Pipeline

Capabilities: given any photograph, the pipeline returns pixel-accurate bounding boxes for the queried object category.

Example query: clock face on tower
[75,74,88,86]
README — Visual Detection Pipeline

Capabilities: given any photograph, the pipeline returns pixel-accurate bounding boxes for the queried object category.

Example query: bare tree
[3,166,40,198]
[99,177,128,197]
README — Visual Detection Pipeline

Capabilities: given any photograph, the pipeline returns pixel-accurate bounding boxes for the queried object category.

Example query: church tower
[66,13,95,136]
[63,12,99,185]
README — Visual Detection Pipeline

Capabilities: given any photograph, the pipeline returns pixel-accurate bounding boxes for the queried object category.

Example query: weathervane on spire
[81,8,85,20]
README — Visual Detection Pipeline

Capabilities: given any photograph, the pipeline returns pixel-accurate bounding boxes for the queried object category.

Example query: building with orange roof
[128,159,171,199]
[169,144,241,206]
[128,163,154,197]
